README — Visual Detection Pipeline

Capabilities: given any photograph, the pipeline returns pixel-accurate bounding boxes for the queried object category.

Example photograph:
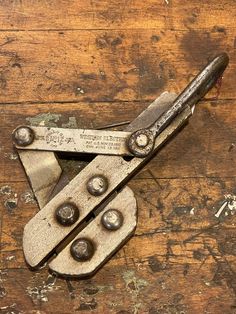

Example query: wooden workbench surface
[0,1,236,313]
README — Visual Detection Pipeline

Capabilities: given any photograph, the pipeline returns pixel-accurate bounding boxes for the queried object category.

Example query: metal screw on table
[87,175,108,196]
[101,209,123,231]
[55,203,80,226]
[70,238,94,261]
[12,126,34,147]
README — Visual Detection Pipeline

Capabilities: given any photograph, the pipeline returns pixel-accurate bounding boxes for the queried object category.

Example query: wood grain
[0,0,233,31]
[0,1,236,313]
[0,29,234,103]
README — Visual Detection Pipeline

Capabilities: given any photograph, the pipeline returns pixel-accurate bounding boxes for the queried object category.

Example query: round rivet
[55,203,79,226]
[135,133,149,148]
[101,209,123,231]
[12,126,34,147]
[70,238,94,261]
[127,129,154,158]
[87,175,108,196]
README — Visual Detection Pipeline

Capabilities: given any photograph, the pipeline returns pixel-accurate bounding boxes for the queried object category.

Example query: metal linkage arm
[127,53,229,157]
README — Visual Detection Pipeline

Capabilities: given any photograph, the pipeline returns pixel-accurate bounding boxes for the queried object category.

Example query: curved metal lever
[127,52,229,157]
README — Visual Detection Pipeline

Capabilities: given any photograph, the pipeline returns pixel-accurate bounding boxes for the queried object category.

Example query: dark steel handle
[127,52,229,157]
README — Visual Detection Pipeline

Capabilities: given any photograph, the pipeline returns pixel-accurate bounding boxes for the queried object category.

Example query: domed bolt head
[134,133,149,148]
[86,175,108,196]
[70,238,94,262]
[55,203,79,226]
[101,209,123,231]
[12,126,34,147]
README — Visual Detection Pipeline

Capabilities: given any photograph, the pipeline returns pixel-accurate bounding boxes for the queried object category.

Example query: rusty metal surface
[18,151,63,209]
[23,92,192,271]
[49,186,137,277]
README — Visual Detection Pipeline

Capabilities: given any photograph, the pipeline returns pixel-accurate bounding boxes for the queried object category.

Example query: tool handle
[127,53,229,157]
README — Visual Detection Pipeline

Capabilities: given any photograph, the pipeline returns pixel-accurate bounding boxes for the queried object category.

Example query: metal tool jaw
[12,53,229,278]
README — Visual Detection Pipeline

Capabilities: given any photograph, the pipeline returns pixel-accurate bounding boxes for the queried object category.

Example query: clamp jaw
[12,53,229,277]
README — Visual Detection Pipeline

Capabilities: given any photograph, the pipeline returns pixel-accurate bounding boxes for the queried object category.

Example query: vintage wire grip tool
[12,53,229,277]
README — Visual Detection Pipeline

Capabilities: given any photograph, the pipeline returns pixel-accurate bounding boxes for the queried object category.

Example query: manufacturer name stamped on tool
[80,133,124,142]
[80,133,125,151]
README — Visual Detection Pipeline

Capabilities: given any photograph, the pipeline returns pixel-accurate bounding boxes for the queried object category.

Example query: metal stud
[101,209,123,231]
[70,238,94,262]
[55,203,79,226]
[12,126,34,147]
[135,133,149,148]
[127,129,154,158]
[87,175,108,196]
